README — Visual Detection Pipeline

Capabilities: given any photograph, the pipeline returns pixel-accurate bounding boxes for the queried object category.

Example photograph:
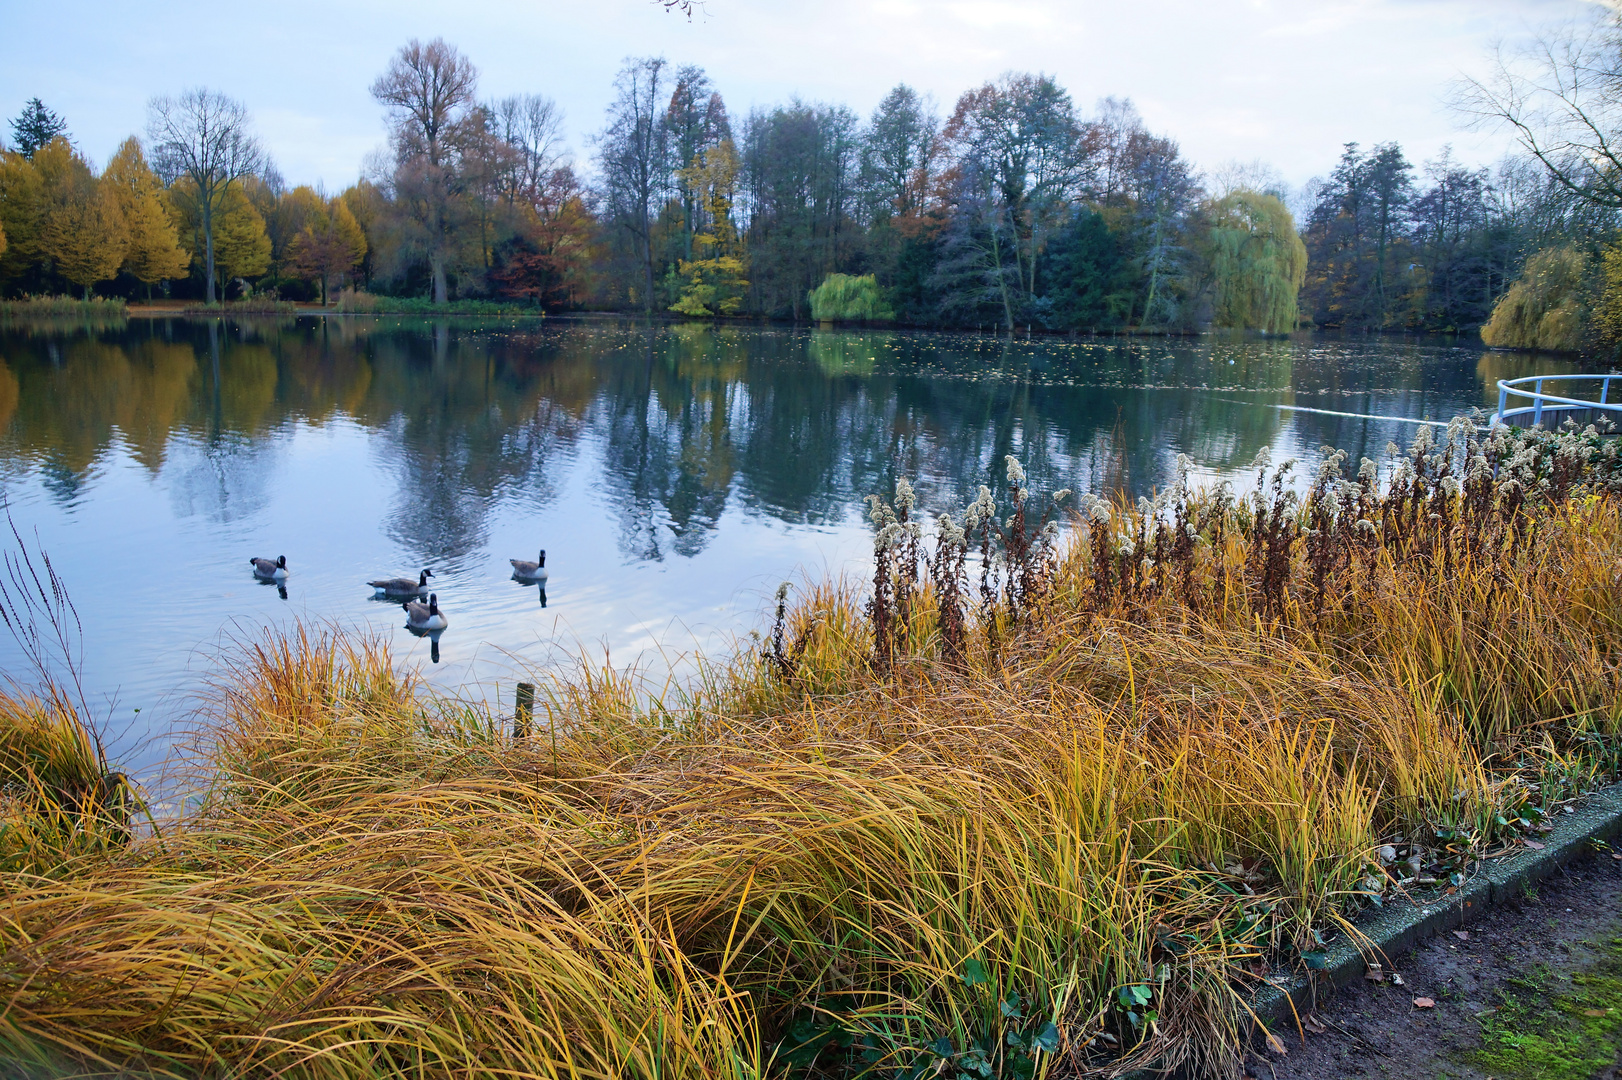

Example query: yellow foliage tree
[170,179,270,292]
[341,181,385,287]
[0,148,45,290]
[670,139,748,318]
[1593,242,1622,351]
[35,138,127,298]
[104,137,189,293]
[285,195,367,304]
[1481,246,1588,353]
[1202,190,1307,334]
[267,184,325,265]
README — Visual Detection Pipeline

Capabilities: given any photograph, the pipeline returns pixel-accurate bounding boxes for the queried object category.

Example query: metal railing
[1493,373,1622,429]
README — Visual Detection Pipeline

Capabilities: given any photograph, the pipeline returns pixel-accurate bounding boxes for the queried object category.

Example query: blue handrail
[1493,373,1622,428]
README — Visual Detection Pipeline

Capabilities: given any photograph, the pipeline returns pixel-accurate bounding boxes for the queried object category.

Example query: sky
[0,0,1600,195]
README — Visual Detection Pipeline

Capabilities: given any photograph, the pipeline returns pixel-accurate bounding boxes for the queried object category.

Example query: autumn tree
[598,57,673,313]
[670,138,747,316]
[1202,189,1307,333]
[147,89,265,304]
[169,178,270,289]
[372,38,479,304]
[665,66,730,263]
[1299,142,1415,327]
[341,180,386,288]
[0,148,43,291]
[285,195,367,303]
[1120,130,1202,325]
[9,99,69,160]
[29,138,127,297]
[860,86,936,224]
[939,73,1088,328]
[265,184,325,269]
[737,101,862,318]
[104,136,189,293]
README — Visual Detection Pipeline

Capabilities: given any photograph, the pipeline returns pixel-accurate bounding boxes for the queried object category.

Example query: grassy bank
[332,290,548,317]
[1,419,1620,1078]
[0,296,129,335]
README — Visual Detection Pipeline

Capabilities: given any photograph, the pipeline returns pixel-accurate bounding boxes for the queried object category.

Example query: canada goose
[369,569,432,596]
[403,593,448,631]
[250,555,288,580]
[510,549,548,582]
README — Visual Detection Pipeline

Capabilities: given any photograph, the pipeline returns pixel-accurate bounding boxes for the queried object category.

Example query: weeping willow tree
[1203,190,1307,334]
[807,273,894,323]
[1481,246,1589,353]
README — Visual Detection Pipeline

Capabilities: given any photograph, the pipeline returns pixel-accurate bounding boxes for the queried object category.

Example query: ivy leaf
[962,958,989,986]
[1033,1021,1061,1053]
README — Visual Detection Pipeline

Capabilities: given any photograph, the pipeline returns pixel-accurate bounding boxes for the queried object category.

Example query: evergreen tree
[9,99,69,160]
[1042,209,1129,329]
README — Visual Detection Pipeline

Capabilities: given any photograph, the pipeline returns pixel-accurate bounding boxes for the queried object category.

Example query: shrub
[808,273,895,322]
[1481,246,1589,352]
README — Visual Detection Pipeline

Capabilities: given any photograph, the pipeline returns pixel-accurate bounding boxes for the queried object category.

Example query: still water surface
[0,317,1574,777]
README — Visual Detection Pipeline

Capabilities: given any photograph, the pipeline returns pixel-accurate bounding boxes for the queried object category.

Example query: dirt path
[1253,854,1622,1080]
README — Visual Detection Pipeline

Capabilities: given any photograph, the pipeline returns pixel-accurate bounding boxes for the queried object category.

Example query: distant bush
[1481,246,1588,352]
[808,273,894,322]
[0,295,127,318]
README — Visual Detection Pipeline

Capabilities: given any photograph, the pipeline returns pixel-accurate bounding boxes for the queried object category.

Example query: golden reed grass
[1,422,1619,1079]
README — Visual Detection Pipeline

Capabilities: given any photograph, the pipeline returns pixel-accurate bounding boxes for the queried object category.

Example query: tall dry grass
[1,419,1620,1078]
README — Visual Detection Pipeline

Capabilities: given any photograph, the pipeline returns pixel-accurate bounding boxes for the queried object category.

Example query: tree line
[5,22,1622,344]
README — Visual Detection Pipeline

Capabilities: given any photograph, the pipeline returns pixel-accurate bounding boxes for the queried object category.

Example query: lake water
[0,316,1576,779]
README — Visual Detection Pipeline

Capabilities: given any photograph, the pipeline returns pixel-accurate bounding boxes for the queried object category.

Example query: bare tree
[372,38,479,304]
[147,89,264,305]
[493,94,568,205]
[598,57,672,315]
[1458,12,1622,210]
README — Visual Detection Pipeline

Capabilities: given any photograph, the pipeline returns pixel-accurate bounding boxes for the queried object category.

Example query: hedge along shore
[1,416,1620,1080]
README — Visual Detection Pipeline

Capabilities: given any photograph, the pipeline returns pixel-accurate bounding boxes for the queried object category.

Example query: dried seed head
[894,476,915,516]
[1005,455,1026,484]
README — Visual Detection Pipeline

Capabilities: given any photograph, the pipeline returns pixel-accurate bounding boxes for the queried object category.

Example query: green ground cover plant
[1463,940,1622,1080]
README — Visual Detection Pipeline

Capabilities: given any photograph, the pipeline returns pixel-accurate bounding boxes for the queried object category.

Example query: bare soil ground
[1250,853,1622,1080]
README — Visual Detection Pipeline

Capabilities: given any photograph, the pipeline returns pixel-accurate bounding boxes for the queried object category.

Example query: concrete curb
[1125,777,1622,1078]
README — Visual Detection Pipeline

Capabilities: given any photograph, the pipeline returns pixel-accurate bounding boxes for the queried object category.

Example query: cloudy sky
[0,0,1596,192]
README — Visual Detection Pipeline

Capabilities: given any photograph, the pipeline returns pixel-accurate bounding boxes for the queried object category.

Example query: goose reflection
[510,573,548,607]
[403,622,444,663]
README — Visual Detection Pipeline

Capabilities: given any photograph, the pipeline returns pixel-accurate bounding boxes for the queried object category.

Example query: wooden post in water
[515,682,534,739]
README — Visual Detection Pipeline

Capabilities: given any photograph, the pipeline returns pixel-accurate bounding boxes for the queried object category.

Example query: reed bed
[1,419,1620,1079]
[0,296,128,319]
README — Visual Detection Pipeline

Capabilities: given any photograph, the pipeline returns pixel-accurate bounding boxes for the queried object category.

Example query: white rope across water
[1213,397,1461,428]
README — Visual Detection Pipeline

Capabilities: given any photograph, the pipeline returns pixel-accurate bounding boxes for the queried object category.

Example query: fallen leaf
[1413,997,1435,1009]
[1474,1007,1498,1018]
[1302,1014,1328,1034]
[1584,1008,1609,1017]
[1391,972,1406,986]
[1364,965,1386,982]
[1612,853,1621,861]
[1264,1030,1288,1056]
[1524,840,1546,850]
[1453,931,1470,940]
